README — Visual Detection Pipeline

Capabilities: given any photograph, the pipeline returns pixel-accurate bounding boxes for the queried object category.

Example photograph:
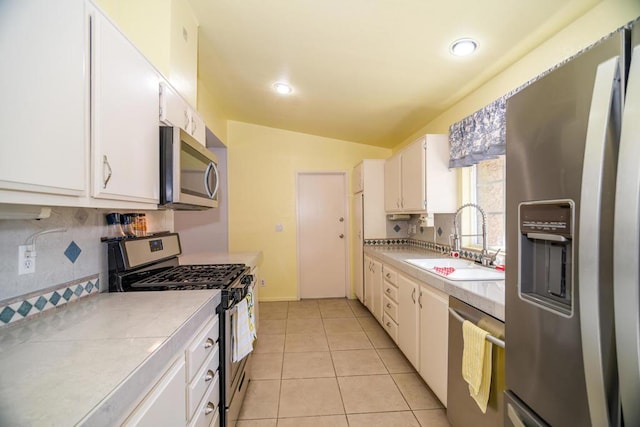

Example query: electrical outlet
[18,245,36,275]
[260,279,266,287]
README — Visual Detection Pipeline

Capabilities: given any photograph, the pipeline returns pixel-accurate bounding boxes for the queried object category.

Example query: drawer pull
[386,273,391,278]
[386,321,391,327]
[204,370,214,382]
[386,303,391,309]
[204,338,214,349]
[204,402,215,415]
[386,288,391,294]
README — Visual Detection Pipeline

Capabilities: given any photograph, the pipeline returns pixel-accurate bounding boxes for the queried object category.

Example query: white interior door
[297,172,348,299]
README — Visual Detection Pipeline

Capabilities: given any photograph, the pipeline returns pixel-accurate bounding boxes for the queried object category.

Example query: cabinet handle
[184,110,190,129]
[204,369,214,382]
[412,288,416,303]
[204,402,215,415]
[102,155,112,189]
[204,338,214,349]
[386,272,391,279]
[339,234,344,239]
[386,321,391,327]
[386,288,391,294]
[386,303,391,309]
[192,117,197,133]
[401,197,404,208]
[418,291,423,308]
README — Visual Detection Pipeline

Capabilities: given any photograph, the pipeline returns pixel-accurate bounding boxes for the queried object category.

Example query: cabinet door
[92,10,159,203]
[190,110,206,146]
[123,357,186,427]
[401,137,426,212]
[0,0,87,197]
[371,258,383,322]
[353,194,364,303]
[363,255,372,310]
[160,81,190,131]
[398,274,420,368]
[384,154,401,212]
[419,284,449,406]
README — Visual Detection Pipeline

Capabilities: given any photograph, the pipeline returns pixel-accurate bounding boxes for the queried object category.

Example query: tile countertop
[179,251,263,270]
[0,290,221,427]
[365,246,505,321]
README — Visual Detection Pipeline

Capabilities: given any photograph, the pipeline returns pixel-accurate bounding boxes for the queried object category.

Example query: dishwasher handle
[448,307,505,349]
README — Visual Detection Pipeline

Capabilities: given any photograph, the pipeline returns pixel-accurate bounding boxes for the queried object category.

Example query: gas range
[106,233,252,309]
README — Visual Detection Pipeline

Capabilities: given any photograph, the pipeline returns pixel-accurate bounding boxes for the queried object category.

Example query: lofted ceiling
[188,0,601,148]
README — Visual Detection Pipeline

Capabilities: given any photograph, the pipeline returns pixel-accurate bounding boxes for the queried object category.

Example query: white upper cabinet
[384,134,457,214]
[91,7,160,204]
[160,81,206,146]
[0,0,88,198]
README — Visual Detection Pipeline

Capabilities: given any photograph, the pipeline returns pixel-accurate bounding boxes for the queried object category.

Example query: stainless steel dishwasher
[447,296,506,427]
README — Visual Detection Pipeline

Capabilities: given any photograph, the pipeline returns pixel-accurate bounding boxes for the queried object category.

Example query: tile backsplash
[0,206,172,303]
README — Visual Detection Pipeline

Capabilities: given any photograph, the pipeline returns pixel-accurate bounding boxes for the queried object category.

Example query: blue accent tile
[437,227,443,237]
[62,288,73,301]
[85,282,94,293]
[74,285,84,296]
[64,241,82,263]
[34,296,47,311]
[17,301,33,317]
[0,306,16,324]
[393,224,401,233]
[95,279,100,291]
[50,292,61,306]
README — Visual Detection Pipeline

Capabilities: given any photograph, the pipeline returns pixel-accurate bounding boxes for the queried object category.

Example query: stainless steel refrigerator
[505,20,640,427]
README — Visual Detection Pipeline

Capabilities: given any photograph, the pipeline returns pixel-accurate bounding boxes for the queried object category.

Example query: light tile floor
[238,298,450,426]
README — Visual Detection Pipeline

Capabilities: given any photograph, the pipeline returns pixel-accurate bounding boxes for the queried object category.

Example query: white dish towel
[232,296,254,362]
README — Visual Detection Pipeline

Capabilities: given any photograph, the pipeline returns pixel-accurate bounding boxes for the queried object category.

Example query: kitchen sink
[404,258,505,281]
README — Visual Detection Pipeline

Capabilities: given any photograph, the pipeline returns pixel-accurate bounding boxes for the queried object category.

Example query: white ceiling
[188,0,601,148]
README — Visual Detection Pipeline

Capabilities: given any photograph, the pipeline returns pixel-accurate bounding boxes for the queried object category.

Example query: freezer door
[505,30,624,427]
[613,31,640,427]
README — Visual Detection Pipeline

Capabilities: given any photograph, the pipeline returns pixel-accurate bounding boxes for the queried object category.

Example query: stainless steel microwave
[160,126,219,210]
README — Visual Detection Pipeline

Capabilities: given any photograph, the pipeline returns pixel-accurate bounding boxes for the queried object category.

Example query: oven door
[225,303,251,426]
[160,126,219,210]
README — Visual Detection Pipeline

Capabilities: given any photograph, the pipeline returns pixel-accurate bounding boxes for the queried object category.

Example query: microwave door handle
[209,162,220,199]
[204,162,215,198]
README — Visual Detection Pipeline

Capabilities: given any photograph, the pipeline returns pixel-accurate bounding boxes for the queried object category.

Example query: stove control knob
[241,275,254,285]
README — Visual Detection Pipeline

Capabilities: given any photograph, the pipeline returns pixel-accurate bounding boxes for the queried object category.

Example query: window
[460,156,505,251]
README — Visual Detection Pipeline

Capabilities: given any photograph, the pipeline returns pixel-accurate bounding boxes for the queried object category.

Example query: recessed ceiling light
[449,38,478,57]
[273,82,293,95]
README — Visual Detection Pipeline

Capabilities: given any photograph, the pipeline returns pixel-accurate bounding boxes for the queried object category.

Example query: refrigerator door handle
[578,55,620,427]
[614,43,640,427]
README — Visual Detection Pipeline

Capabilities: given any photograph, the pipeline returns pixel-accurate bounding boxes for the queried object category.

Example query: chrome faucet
[452,203,499,267]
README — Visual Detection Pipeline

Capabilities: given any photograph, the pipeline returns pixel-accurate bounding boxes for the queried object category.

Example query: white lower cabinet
[123,314,220,427]
[419,284,449,407]
[364,254,450,408]
[364,255,383,320]
[123,357,186,427]
[397,273,420,369]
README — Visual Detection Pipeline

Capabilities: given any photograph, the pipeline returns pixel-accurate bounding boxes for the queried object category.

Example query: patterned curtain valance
[448,97,506,168]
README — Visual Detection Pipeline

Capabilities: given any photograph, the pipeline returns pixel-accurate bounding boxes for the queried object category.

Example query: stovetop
[131,264,247,289]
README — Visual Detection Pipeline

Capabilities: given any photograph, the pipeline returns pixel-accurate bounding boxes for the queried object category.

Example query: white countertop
[0,290,221,427]
[179,251,263,270]
[365,246,505,321]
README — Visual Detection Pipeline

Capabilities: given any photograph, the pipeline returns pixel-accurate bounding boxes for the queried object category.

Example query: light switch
[275,224,284,232]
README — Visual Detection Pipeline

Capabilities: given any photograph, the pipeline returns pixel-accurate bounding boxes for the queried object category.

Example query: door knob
[339,217,344,222]
[339,234,344,238]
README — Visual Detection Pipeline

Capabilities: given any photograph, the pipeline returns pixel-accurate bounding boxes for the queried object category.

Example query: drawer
[186,316,219,383]
[187,343,220,420]
[188,371,220,427]
[383,282,398,302]
[382,266,397,285]
[382,313,398,343]
[383,295,398,322]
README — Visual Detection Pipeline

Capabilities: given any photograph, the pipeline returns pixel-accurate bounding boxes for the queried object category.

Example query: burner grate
[132,264,246,288]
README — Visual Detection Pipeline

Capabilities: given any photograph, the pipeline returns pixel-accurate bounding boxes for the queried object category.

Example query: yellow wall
[226,121,390,301]
[95,0,172,76]
[394,0,640,150]
[169,0,198,106]
[197,79,229,144]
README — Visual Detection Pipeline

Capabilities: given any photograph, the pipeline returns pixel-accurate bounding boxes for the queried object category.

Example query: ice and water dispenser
[519,201,573,316]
